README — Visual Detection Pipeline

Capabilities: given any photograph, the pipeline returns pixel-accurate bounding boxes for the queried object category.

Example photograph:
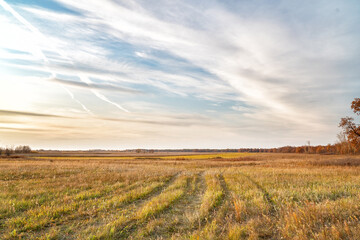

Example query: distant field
[1,153,360,239]
[31,152,251,160]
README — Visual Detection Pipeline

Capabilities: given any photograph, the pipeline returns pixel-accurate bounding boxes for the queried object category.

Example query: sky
[0,0,360,150]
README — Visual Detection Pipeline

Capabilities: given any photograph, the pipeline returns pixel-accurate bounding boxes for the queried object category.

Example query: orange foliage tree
[339,98,360,153]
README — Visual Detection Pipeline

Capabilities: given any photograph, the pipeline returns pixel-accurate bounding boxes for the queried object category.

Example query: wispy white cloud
[60,85,93,115]
[0,0,95,116]
[50,77,142,93]
[0,0,359,148]
[78,74,130,113]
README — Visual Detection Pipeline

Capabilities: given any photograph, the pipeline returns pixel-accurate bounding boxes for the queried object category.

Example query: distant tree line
[0,145,32,157]
[126,143,359,155]
[33,145,360,155]
[253,142,358,154]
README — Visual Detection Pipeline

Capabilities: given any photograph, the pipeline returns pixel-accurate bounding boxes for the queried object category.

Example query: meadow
[1,152,360,239]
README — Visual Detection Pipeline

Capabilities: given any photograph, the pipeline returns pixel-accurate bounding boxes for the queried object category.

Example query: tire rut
[238,172,276,214]
[186,171,232,239]
[112,172,183,239]
[196,172,227,230]
[141,171,206,239]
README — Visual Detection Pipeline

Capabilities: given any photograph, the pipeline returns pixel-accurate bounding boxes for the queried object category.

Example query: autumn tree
[14,145,31,153]
[339,98,360,153]
[4,147,14,157]
[336,132,352,154]
[315,146,325,154]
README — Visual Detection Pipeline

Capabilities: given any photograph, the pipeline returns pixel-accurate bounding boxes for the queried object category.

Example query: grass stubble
[0,152,360,239]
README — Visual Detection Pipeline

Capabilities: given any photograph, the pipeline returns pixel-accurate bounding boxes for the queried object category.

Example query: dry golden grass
[1,153,360,239]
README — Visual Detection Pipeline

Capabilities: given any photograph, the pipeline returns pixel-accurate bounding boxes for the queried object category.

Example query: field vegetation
[1,153,360,239]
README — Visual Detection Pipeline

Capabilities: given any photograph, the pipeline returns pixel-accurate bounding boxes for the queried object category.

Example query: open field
[30,152,252,161]
[1,153,360,239]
